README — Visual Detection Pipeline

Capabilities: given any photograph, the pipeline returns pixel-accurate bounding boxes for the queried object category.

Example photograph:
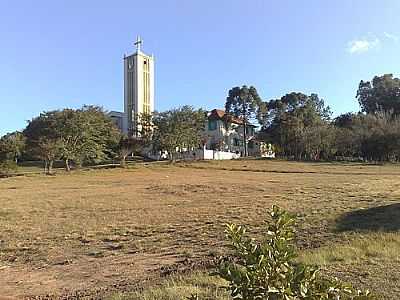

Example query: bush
[191,206,375,300]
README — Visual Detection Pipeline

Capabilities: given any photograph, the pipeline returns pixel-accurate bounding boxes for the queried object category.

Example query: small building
[108,111,126,133]
[204,109,257,156]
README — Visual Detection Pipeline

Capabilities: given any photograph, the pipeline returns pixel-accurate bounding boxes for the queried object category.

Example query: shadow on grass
[336,203,400,232]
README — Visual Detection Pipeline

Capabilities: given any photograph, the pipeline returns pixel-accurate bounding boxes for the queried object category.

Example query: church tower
[124,36,154,136]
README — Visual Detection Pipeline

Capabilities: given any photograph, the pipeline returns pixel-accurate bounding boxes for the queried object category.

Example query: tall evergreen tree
[225,86,263,156]
[357,74,400,114]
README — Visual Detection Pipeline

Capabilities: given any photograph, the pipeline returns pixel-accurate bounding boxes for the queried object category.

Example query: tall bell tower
[123,36,154,136]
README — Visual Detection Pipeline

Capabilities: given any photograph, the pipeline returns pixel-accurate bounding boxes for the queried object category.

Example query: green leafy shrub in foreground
[193,206,375,300]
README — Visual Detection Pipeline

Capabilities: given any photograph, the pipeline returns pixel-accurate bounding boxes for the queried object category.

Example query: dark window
[208,120,217,131]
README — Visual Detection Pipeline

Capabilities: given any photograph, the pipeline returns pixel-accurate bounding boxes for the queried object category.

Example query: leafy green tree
[137,112,154,141]
[55,106,120,170]
[299,123,336,160]
[334,113,358,129]
[225,86,263,157]
[0,131,25,164]
[152,106,206,161]
[24,106,120,173]
[329,74,400,162]
[260,93,332,160]
[332,113,361,159]
[330,110,400,162]
[215,206,375,300]
[352,111,400,161]
[24,110,62,174]
[37,137,63,174]
[357,74,400,114]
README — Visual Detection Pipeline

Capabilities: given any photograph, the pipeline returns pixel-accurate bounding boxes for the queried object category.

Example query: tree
[37,137,63,174]
[225,86,263,157]
[0,131,25,164]
[357,74,400,114]
[333,113,361,158]
[152,106,206,161]
[352,111,400,161]
[0,132,25,175]
[24,110,62,174]
[136,112,154,141]
[299,123,336,160]
[330,110,400,162]
[118,135,143,167]
[260,92,332,159]
[334,112,358,129]
[117,112,154,166]
[55,106,120,170]
[24,106,120,173]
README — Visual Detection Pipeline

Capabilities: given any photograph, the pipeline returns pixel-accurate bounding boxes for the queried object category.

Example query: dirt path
[1,252,185,299]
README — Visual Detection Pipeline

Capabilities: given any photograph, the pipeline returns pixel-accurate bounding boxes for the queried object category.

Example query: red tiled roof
[212,109,226,119]
[208,109,255,126]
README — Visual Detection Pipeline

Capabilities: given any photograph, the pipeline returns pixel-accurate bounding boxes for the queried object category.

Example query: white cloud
[347,37,380,54]
[384,32,399,43]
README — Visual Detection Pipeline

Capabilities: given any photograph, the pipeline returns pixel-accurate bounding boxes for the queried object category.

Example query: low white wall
[203,149,240,160]
[146,149,241,161]
[261,151,276,158]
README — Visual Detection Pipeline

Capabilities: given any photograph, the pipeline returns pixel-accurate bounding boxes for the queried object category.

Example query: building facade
[204,109,256,155]
[108,111,126,132]
[123,36,154,135]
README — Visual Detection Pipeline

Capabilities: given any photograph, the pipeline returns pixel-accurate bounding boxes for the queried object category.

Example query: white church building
[109,37,273,160]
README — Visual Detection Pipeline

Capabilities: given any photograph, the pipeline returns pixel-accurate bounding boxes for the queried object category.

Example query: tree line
[1,73,400,174]
[258,74,400,161]
[0,105,207,174]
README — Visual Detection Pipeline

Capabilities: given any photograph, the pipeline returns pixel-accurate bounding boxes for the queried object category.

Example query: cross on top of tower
[134,36,143,52]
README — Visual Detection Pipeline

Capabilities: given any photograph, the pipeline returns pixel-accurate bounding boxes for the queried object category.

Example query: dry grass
[110,233,400,300]
[108,271,229,300]
[0,160,400,298]
[299,233,400,265]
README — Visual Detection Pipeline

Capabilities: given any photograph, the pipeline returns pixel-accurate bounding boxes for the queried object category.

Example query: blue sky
[1,0,400,135]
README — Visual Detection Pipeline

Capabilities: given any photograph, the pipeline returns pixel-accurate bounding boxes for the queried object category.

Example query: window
[208,120,217,131]
[234,138,240,146]
[248,140,254,149]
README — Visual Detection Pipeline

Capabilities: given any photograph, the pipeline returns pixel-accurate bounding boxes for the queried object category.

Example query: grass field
[0,160,399,299]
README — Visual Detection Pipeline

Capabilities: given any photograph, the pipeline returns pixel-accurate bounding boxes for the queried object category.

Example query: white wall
[147,149,240,161]
[203,149,240,160]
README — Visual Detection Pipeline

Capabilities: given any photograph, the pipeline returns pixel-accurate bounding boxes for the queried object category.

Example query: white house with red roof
[204,109,271,157]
